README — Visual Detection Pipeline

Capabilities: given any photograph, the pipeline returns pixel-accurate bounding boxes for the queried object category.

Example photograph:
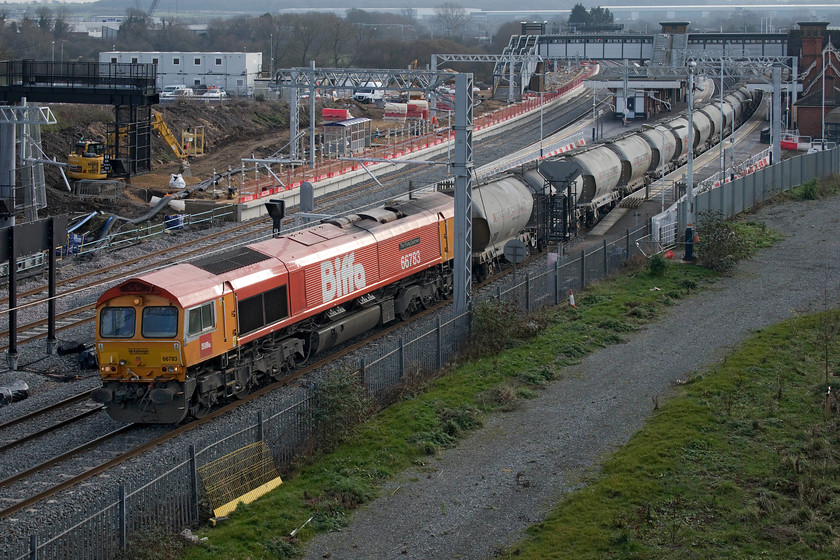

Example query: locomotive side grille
[192,247,271,275]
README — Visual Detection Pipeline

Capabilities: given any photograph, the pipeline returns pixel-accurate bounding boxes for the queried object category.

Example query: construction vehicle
[67,139,110,180]
[67,114,198,181]
[152,112,192,176]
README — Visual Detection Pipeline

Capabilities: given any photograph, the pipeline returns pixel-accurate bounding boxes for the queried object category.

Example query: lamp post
[685,61,697,261]
[539,90,544,158]
[51,41,55,63]
[447,110,452,175]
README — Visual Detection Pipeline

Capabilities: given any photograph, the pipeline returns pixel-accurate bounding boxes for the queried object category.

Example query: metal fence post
[625,229,630,260]
[399,337,405,378]
[496,286,501,302]
[119,483,127,551]
[257,410,264,442]
[359,358,366,390]
[602,239,608,276]
[525,273,531,312]
[580,250,585,288]
[189,445,199,522]
[435,316,442,371]
[29,534,36,560]
[554,259,560,305]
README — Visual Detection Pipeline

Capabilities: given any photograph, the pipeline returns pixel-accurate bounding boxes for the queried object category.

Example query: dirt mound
[39,94,503,220]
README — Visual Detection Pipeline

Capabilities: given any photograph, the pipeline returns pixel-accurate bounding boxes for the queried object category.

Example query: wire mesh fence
[11,139,837,559]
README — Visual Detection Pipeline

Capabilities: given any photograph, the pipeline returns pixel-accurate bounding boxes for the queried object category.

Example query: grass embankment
[501,309,840,559]
[172,265,720,559]
[127,217,792,560]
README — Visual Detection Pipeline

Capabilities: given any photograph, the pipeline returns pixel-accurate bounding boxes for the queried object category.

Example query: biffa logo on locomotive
[321,252,367,303]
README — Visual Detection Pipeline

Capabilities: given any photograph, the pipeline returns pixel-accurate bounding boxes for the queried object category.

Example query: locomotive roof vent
[325,214,363,228]
[358,207,399,224]
[191,246,272,275]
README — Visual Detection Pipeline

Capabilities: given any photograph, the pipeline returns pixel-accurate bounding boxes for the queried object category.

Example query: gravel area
[300,195,840,560]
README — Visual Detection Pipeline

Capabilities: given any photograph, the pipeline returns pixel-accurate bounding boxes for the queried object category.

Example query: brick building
[793,22,840,142]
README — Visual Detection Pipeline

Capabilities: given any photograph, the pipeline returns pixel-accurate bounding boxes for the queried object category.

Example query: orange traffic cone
[569,289,576,308]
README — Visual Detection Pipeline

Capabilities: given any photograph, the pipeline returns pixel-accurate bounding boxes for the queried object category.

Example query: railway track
[0,392,102,455]
[0,94,595,353]
[0,284,471,520]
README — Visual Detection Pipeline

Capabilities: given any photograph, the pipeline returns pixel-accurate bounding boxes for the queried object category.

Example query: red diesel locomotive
[93,192,456,423]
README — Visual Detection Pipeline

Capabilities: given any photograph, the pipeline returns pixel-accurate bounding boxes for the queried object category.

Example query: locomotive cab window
[187,302,215,337]
[141,307,178,338]
[100,307,136,338]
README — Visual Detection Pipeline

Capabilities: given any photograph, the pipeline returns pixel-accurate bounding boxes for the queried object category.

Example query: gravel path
[301,194,840,560]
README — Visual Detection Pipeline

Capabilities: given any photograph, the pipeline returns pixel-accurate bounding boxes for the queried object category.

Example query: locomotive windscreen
[191,246,272,275]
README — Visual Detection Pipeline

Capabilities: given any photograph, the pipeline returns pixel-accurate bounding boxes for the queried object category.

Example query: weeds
[499,313,840,560]
[786,175,840,200]
[647,253,669,276]
[314,368,372,452]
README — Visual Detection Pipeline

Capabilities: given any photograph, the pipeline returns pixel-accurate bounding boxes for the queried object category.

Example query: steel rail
[0,390,94,431]
[0,406,103,454]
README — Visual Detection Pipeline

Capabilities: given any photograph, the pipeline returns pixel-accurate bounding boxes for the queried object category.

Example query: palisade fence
[677,145,840,233]
[8,145,840,559]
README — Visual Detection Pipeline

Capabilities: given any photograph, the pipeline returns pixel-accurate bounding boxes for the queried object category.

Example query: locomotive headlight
[119,360,127,365]
[167,366,174,372]
[133,297,144,306]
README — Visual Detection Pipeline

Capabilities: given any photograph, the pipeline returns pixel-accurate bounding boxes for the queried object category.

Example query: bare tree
[435,2,466,39]
[36,6,53,33]
[289,13,326,67]
[323,13,350,68]
[53,8,71,38]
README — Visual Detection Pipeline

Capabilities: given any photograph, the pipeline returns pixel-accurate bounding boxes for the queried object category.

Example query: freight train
[92,85,759,423]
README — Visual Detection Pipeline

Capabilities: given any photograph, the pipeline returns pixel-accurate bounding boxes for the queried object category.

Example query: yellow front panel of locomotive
[96,293,186,381]
[97,340,186,382]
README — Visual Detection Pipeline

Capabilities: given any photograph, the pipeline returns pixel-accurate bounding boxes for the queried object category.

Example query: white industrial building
[99,51,263,96]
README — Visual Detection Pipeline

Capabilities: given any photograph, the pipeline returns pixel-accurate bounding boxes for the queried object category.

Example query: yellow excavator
[67,113,194,180]
[151,112,191,175]
[67,139,110,180]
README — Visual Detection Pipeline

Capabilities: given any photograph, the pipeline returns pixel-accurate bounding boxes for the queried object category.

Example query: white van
[353,82,385,104]
[160,85,194,98]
